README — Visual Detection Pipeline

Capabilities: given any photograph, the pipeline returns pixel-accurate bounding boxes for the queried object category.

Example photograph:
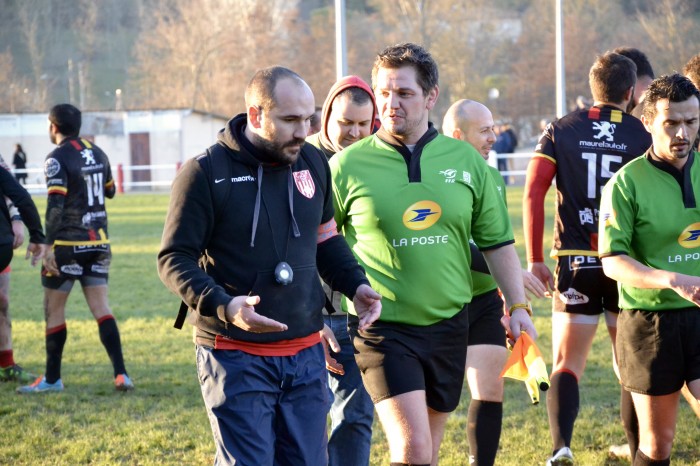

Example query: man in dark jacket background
[307,75,377,466]
[158,66,381,466]
[0,162,46,383]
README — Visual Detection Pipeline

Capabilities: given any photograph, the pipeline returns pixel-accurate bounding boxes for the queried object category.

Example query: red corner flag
[500,332,550,404]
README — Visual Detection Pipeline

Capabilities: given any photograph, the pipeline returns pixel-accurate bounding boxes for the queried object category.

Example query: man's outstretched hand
[353,284,382,331]
[225,295,288,333]
[320,324,344,375]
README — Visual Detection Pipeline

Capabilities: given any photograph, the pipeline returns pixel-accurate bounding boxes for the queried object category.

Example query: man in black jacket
[158,66,381,466]
[0,163,46,383]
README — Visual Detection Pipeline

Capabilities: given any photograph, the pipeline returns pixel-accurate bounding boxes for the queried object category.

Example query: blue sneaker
[16,376,64,394]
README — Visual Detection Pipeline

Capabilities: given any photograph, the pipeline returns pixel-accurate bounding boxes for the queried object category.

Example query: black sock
[467,400,502,466]
[633,450,670,466]
[45,324,67,384]
[547,370,579,453]
[620,386,639,462]
[98,316,126,377]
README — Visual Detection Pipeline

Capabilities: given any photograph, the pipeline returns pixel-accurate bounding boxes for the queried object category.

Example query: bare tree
[130,0,228,112]
[15,0,54,110]
[636,0,698,73]
[0,49,28,113]
[8,0,691,124]
[129,0,302,116]
[365,0,517,121]
[507,0,637,143]
[367,0,456,52]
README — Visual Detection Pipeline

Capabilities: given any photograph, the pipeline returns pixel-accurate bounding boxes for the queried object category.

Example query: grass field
[0,191,698,465]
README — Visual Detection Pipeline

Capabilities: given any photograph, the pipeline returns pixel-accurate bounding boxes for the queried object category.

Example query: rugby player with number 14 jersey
[18,104,133,394]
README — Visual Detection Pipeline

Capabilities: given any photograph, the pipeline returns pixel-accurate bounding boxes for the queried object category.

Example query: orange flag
[500,332,550,404]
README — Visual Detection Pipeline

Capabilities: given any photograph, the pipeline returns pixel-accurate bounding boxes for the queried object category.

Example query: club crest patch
[45,158,61,178]
[293,170,315,199]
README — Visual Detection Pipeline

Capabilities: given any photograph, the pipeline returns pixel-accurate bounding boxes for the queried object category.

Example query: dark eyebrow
[377,86,415,93]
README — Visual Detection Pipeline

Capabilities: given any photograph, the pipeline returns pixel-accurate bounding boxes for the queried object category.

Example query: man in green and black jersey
[442,99,546,466]
[524,52,652,465]
[18,104,133,394]
[600,74,700,466]
[331,43,537,466]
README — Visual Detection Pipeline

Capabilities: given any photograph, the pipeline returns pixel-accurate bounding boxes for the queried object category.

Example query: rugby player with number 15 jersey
[523,52,652,465]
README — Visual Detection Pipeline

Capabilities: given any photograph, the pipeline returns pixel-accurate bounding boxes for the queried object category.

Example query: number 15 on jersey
[581,152,622,198]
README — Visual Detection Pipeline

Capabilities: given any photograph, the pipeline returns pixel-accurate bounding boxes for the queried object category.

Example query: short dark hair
[613,47,654,79]
[683,53,700,91]
[49,104,81,137]
[336,87,373,106]
[310,106,322,127]
[589,52,637,104]
[244,66,304,111]
[371,43,438,95]
[642,73,700,121]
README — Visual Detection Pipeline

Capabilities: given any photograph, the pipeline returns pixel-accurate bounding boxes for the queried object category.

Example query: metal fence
[14,153,534,194]
[14,163,181,194]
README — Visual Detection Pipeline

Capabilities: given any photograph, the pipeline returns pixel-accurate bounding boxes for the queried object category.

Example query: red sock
[0,349,14,368]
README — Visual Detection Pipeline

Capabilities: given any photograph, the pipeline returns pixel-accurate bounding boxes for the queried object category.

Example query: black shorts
[468,289,506,347]
[348,305,469,413]
[553,255,619,315]
[42,244,111,290]
[617,308,700,396]
[0,244,12,271]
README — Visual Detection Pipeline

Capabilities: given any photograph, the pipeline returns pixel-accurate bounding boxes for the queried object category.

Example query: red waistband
[214,332,321,356]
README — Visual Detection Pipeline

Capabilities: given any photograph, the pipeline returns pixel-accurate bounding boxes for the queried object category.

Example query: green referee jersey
[599,151,700,311]
[471,166,507,296]
[330,132,514,326]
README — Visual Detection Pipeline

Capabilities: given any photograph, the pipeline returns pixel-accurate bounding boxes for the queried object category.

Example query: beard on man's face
[251,132,305,165]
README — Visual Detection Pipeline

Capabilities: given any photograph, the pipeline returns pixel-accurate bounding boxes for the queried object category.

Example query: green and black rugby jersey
[330,126,514,326]
[471,165,507,296]
[535,105,651,258]
[599,151,700,311]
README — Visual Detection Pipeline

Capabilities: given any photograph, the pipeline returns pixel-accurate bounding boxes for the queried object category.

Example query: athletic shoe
[114,374,134,391]
[546,447,574,466]
[16,376,64,394]
[608,443,631,460]
[0,364,37,383]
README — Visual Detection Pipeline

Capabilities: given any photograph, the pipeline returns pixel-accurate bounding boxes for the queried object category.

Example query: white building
[0,109,228,192]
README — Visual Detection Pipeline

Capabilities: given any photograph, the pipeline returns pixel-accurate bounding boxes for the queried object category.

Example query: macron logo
[215,175,256,184]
